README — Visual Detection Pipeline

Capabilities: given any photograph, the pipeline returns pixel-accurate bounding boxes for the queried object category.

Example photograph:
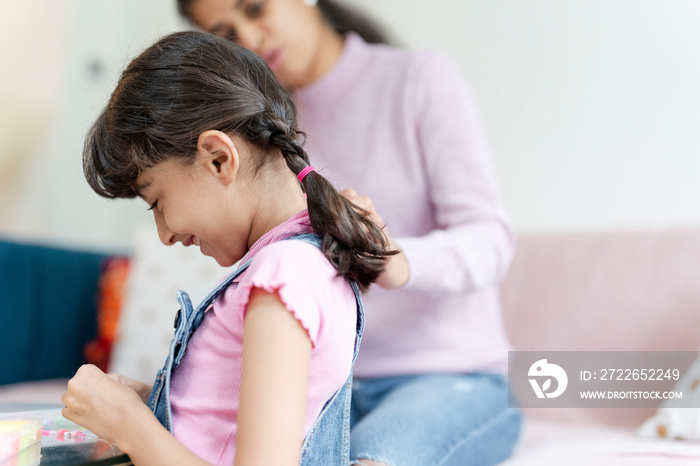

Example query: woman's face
[189,0,335,88]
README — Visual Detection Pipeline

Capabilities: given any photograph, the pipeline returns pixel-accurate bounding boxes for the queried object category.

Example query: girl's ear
[196,130,240,184]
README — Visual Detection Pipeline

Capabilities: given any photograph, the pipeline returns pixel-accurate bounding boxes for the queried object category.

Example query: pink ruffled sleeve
[228,240,339,347]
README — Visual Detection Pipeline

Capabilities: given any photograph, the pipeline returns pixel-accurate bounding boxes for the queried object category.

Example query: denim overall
[146,233,365,465]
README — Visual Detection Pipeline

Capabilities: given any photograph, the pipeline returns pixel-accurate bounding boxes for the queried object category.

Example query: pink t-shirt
[169,210,357,465]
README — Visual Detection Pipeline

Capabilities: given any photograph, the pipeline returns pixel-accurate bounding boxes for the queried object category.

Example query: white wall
[354,0,700,232]
[1,1,699,253]
[0,1,66,238]
[0,0,184,252]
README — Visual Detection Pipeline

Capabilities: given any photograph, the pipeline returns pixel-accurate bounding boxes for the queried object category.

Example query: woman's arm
[340,188,410,289]
[235,287,311,466]
[62,365,211,466]
[393,52,515,296]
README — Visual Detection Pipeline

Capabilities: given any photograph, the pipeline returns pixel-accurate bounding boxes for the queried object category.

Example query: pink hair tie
[297,165,315,182]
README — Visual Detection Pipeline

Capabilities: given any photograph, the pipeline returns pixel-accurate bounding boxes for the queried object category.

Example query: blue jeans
[350,373,521,466]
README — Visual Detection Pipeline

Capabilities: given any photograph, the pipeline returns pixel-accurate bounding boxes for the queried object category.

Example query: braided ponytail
[245,107,396,292]
[284,138,396,292]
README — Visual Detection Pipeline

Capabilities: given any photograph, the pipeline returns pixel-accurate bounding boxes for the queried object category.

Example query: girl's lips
[182,235,199,247]
[262,48,283,72]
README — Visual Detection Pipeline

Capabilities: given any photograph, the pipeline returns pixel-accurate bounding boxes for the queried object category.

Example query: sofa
[499,228,700,465]
[0,239,110,385]
[2,227,700,464]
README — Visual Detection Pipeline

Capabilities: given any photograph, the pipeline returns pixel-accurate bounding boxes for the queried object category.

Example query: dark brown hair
[84,31,394,291]
[177,0,391,45]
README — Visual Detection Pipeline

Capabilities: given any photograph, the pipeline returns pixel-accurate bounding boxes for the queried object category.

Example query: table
[0,402,132,466]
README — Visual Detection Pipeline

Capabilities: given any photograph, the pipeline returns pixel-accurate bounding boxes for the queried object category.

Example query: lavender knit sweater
[293,33,514,377]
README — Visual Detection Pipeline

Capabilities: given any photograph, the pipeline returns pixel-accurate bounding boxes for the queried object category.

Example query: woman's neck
[297,24,344,88]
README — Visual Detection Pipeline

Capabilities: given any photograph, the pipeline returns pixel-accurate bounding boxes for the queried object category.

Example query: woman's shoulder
[360,40,465,91]
[361,39,433,69]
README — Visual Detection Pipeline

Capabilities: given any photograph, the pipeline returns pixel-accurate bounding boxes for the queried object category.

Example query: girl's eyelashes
[147,201,158,211]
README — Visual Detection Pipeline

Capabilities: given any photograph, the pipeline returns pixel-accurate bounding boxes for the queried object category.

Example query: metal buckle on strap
[173,308,181,329]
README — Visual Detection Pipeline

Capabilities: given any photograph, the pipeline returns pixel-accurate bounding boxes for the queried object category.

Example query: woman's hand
[341,188,410,289]
[61,364,152,443]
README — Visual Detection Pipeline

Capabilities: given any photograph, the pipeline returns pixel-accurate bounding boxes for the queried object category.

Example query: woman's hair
[84,31,394,291]
[177,0,390,45]
[315,0,389,44]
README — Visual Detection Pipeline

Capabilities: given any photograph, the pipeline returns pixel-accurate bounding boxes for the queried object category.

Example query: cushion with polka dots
[638,352,700,441]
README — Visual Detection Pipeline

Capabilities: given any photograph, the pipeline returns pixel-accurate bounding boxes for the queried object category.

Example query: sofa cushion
[638,352,700,441]
[500,418,700,466]
[499,228,700,428]
[0,238,110,385]
[501,228,700,353]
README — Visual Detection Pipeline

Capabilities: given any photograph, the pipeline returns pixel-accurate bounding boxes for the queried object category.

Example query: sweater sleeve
[394,52,515,295]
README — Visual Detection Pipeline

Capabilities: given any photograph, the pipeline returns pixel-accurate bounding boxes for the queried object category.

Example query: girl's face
[189,0,338,88]
[135,153,250,267]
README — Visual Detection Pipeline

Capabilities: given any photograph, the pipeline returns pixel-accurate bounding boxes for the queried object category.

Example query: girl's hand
[61,364,152,443]
[63,365,211,465]
[107,373,153,403]
[340,189,410,289]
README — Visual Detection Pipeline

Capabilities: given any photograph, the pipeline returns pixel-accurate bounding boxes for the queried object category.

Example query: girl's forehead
[134,174,154,197]
[134,162,172,194]
[136,159,197,191]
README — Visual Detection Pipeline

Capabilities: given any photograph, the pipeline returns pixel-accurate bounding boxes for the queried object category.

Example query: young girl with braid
[61,30,395,466]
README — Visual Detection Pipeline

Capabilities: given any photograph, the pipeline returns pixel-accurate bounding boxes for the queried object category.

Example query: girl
[176,1,522,465]
[61,30,395,466]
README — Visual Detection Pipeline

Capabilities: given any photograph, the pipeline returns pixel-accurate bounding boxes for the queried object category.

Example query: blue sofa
[0,238,112,385]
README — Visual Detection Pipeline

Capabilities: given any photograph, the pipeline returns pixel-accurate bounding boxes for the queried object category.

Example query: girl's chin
[199,243,215,261]
[214,256,237,267]
[209,250,237,267]
[200,243,239,267]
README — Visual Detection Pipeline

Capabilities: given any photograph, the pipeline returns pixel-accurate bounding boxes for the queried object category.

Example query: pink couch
[3,228,700,465]
[499,228,700,465]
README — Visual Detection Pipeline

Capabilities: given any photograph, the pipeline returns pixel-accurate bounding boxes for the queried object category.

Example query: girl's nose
[154,210,176,246]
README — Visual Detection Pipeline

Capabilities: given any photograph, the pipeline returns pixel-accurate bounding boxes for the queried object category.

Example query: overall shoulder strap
[194,259,252,314]
[195,233,323,313]
[285,232,322,248]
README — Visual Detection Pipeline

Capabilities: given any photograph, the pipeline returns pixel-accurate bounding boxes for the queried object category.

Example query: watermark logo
[528,358,568,399]
[509,351,698,408]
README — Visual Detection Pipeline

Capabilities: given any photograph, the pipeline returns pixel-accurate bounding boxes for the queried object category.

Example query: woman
[177,1,521,464]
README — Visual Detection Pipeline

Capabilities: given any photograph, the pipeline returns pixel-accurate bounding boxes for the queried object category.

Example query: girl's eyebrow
[134,179,153,197]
